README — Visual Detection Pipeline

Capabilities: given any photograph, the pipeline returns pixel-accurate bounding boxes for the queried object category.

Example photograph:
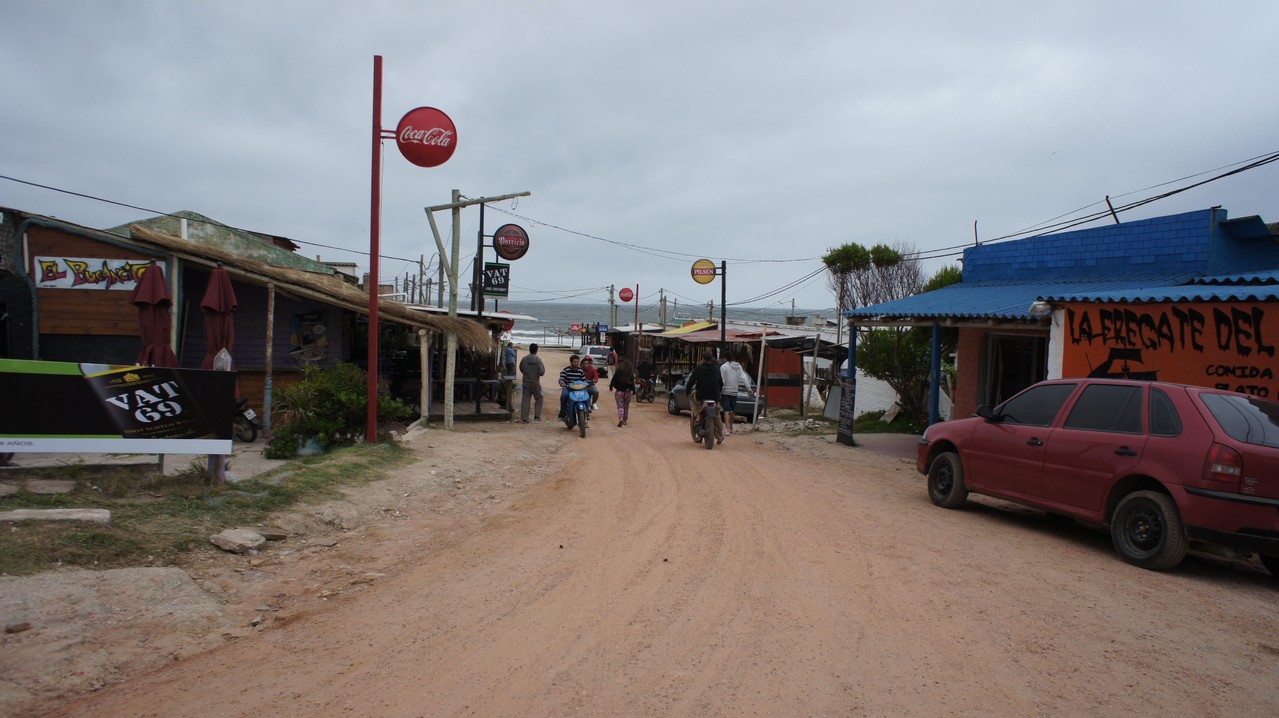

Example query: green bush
[265,363,412,459]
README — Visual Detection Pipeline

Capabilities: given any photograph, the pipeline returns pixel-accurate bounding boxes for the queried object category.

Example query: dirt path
[23,349,1279,716]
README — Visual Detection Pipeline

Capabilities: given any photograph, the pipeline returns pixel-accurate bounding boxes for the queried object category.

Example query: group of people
[683,349,754,444]
[512,343,753,440]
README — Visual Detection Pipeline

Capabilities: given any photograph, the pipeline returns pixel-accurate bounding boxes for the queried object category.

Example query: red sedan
[917,378,1279,575]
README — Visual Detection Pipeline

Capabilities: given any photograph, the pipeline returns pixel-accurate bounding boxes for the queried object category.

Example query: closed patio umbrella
[130,261,178,367]
[200,263,238,370]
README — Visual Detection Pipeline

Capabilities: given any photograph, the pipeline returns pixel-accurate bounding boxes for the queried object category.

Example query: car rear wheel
[927,451,968,508]
[668,395,680,415]
[1110,491,1187,571]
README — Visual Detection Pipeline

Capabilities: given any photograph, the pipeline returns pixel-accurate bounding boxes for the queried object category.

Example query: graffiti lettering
[1213,383,1270,398]
[1212,307,1275,358]
[38,259,68,282]
[1205,365,1274,379]
[1068,306,1205,352]
[35,257,152,290]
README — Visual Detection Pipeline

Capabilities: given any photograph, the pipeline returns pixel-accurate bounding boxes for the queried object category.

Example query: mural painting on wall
[291,312,328,364]
[1063,302,1276,398]
[35,257,153,290]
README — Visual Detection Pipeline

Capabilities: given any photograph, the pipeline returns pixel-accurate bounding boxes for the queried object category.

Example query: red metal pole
[367,55,382,442]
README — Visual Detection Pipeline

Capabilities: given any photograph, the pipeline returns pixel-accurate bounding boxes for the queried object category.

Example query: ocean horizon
[477,300,835,347]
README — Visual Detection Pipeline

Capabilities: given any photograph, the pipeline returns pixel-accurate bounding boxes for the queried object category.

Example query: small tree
[855,265,961,428]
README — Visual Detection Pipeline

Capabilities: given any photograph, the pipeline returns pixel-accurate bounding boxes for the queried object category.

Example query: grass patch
[853,410,922,434]
[0,443,413,576]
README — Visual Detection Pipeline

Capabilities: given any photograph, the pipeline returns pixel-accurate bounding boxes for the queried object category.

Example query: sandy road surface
[40,350,1279,717]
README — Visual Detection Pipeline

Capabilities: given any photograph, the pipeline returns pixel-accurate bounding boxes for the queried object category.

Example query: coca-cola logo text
[398,126,454,147]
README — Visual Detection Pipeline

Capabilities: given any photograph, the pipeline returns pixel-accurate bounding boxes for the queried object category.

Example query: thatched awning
[127,225,493,349]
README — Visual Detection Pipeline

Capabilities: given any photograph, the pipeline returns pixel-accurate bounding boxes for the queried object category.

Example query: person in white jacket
[718,352,754,435]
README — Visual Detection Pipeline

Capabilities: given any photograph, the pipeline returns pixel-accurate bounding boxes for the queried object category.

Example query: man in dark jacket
[683,350,724,443]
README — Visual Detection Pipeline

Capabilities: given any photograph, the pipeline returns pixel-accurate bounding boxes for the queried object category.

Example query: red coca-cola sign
[493,224,530,261]
[395,107,457,168]
[619,287,634,302]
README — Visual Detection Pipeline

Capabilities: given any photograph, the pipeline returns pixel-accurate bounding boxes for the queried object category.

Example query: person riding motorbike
[684,349,724,444]
[580,356,601,411]
[558,354,587,420]
[636,355,656,397]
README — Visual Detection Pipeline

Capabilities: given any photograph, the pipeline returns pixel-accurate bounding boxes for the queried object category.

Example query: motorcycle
[233,398,260,443]
[563,380,592,438]
[635,377,656,403]
[690,398,721,450]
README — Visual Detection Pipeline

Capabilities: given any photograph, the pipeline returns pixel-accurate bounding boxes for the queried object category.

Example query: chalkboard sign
[836,374,856,446]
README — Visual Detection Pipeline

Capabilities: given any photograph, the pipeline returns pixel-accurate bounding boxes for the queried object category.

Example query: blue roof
[1040,281,1279,304]
[847,275,1192,321]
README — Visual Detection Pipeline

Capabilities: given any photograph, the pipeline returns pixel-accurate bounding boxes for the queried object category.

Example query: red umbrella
[130,262,179,367]
[200,264,238,370]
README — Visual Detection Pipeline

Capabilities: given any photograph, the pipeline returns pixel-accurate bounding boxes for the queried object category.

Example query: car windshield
[1199,393,1279,448]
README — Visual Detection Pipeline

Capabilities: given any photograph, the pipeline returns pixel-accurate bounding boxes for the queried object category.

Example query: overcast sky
[3,1,1277,314]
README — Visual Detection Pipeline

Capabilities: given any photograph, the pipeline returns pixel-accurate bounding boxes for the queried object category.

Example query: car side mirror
[976,404,998,421]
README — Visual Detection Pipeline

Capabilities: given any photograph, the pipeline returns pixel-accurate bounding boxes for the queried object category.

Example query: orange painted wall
[1061,301,1277,399]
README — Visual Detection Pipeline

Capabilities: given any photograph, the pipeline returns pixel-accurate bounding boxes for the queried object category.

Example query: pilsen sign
[395,106,457,168]
[493,223,530,261]
[691,258,717,285]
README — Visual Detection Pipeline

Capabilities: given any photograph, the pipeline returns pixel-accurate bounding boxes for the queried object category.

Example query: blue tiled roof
[1192,269,1279,285]
[846,275,1193,321]
[1041,282,1279,303]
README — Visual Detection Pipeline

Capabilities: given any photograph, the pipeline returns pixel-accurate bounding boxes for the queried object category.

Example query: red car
[917,378,1279,576]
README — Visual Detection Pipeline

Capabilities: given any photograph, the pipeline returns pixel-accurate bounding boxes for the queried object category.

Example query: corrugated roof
[847,275,1192,321]
[656,320,717,335]
[1040,282,1279,303]
[1192,269,1279,284]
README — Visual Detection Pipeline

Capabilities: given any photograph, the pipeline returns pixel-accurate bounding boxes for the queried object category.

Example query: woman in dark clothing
[609,358,637,427]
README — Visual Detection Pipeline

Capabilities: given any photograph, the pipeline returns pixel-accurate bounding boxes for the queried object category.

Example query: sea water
[484,300,826,347]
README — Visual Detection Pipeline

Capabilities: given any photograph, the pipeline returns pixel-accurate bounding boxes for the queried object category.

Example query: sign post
[368,56,457,441]
[691,259,727,357]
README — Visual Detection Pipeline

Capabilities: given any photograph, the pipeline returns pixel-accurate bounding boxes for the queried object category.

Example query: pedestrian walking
[609,357,636,426]
[518,343,546,422]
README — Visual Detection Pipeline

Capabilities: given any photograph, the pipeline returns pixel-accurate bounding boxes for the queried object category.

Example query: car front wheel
[668,395,680,415]
[1258,555,1279,579]
[1110,491,1187,571]
[927,451,968,508]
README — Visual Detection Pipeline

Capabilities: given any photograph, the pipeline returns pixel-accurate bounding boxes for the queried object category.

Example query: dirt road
[37,349,1279,716]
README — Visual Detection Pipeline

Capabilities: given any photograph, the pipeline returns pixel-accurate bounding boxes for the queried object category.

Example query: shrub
[265,363,412,459]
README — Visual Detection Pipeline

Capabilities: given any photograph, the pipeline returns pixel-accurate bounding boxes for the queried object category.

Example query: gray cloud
[3,0,1276,312]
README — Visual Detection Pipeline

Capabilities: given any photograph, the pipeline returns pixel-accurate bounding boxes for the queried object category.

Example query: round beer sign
[395,107,457,168]
[619,287,634,302]
[691,258,717,285]
[493,224,530,261]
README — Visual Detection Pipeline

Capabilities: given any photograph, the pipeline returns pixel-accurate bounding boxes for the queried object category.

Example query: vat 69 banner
[0,359,234,454]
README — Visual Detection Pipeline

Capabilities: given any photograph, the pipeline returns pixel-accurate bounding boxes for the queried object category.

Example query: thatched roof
[128,225,493,350]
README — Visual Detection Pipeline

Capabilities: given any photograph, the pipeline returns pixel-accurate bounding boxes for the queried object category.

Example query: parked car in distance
[581,345,611,377]
[917,378,1279,576]
[668,378,763,422]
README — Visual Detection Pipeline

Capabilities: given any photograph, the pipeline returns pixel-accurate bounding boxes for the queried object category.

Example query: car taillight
[1203,443,1243,488]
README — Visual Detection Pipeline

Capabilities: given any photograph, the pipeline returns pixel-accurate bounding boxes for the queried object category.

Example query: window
[997,383,1076,427]
[1149,388,1181,437]
[1063,384,1142,434]
[1200,393,1279,448]
[984,334,1048,407]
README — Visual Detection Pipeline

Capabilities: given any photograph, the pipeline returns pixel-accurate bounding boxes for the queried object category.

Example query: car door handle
[1026,438,1043,447]
[1114,447,1137,456]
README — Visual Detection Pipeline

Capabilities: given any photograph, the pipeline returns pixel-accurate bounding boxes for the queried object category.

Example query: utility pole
[425,189,531,429]
[609,284,616,329]
[659,289,666,328]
